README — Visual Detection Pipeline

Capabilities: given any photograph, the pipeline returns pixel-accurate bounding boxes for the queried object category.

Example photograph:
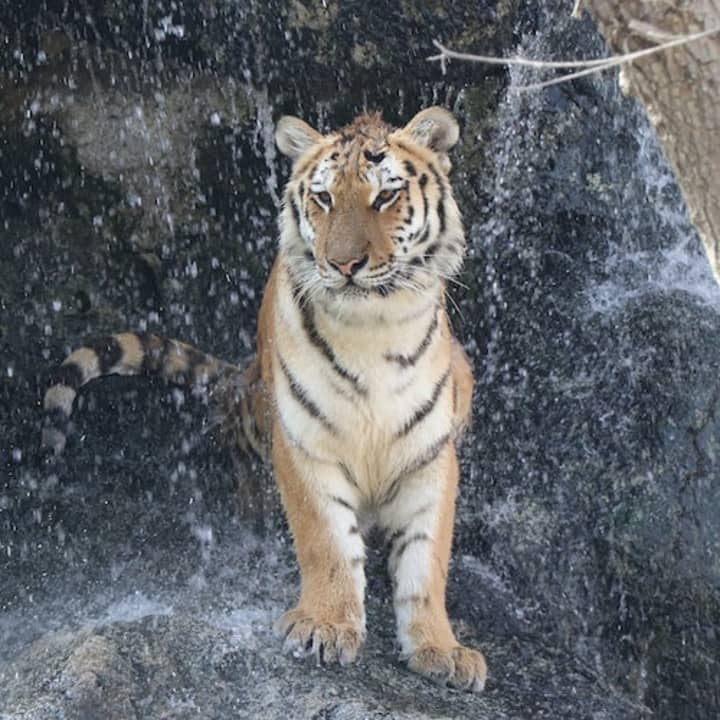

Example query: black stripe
[395,369,450,439]
[137,333,167,375]
[339,462,359,490]
[278,416,318,461]
[385,310,439,368]
[413,224,431,248]
[330,495,356,513]
[394,532,431,561]
[44,405,70,429]
[92,335,123,374]
[189,347,220,386]
[278,355,336,433]
[382,433,452,506]
[385,502,433,550]
[372,281,399,297]
[382,482,402,509]
[296,298,367,397]
[424,242,440,259]
[403,159,417,176]
[428,163,447,235]
[437,198,446,235]
[289,195,302,231]
[48,362,84,390]
[183,344,209,372]
[388,527,405,548]
[428,163,444,184]
[402,433,451,478]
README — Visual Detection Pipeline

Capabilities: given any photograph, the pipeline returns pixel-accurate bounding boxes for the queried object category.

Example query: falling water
[1,1,719,718]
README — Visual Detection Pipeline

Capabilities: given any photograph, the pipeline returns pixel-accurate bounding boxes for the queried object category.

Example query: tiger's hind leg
[208,354,274,529]
[210,354,271,463]
[380,442,487,692]
[272,426,367,666]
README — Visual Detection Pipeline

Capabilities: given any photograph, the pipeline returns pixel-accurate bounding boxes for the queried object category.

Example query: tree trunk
[581,1,720,281]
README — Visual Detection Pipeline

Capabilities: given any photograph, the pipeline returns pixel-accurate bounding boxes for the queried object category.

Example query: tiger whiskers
[414,261,469,291]
[408,266,466,320]
[290,268,325,311]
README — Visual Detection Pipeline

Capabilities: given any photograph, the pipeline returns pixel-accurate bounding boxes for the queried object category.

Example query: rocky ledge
[2,0,719,718]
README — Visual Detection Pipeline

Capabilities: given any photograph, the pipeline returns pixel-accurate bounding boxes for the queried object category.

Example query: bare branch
[428,25,720,92]
[428,39,613,70]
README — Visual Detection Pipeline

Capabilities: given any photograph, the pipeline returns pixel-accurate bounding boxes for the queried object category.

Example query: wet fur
[42,107,487,691]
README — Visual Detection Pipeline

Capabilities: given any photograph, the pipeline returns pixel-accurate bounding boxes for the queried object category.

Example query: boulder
[1,0,718,717]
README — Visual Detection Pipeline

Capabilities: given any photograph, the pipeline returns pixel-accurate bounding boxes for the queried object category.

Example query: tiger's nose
[328,254,369,277]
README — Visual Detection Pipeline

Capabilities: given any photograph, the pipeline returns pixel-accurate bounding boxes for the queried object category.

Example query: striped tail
[42,332,259,456]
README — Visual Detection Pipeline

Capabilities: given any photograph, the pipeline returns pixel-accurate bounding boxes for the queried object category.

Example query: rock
[0,583,633,719]
[1,0,719,718]
[2,50,252,243]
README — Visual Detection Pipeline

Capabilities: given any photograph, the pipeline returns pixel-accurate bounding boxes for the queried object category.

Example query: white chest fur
[272,264,454,507]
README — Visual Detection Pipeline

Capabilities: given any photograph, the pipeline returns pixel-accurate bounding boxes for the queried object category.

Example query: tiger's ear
[399,107,459,153]
[275,116,323,160]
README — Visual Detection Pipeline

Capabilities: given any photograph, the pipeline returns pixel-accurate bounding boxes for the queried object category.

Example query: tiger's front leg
[380,442,487,691]
[272,425,367,665]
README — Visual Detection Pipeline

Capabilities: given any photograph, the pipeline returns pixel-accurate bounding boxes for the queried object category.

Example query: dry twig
[428,25,720,92]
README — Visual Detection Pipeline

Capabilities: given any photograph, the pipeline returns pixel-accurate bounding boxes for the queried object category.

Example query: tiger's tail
[42,331,265,458]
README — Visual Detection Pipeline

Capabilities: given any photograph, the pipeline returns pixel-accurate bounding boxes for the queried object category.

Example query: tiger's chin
[316,279,439,327]
[326,278,398,298]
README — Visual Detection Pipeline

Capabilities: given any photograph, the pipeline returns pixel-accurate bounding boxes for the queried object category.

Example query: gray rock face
[1,0,719,718]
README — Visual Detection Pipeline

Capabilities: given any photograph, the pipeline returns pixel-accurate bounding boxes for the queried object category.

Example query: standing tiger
[42,107,487,691]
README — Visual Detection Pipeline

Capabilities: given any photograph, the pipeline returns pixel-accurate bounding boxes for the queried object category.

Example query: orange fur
[42,107,486,691]
[261,107,486,689]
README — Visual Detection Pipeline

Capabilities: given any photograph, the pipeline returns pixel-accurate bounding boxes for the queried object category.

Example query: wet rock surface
[0,543,633,720]
[2,0,719,718]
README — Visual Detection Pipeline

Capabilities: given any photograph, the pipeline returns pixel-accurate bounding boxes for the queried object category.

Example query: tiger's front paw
[406,644,487,692]
[275,607,364,666]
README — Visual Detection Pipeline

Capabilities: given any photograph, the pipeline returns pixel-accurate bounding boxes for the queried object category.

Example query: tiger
[42,106,487,692]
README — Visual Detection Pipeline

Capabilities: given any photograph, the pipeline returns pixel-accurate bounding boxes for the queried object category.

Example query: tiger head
[275,107,464,314]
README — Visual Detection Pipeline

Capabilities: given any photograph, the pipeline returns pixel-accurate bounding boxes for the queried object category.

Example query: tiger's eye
[315,191,332,207]
[376,189,397,205]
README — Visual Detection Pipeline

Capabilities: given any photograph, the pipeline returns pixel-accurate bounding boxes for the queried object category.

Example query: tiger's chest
[270,278,454,501]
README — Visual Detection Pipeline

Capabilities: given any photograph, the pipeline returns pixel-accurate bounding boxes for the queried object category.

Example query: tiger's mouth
[327,277,372,296]
[325,271,403,299]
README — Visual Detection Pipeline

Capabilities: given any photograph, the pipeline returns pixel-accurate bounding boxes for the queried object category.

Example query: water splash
[585,126,720,315]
